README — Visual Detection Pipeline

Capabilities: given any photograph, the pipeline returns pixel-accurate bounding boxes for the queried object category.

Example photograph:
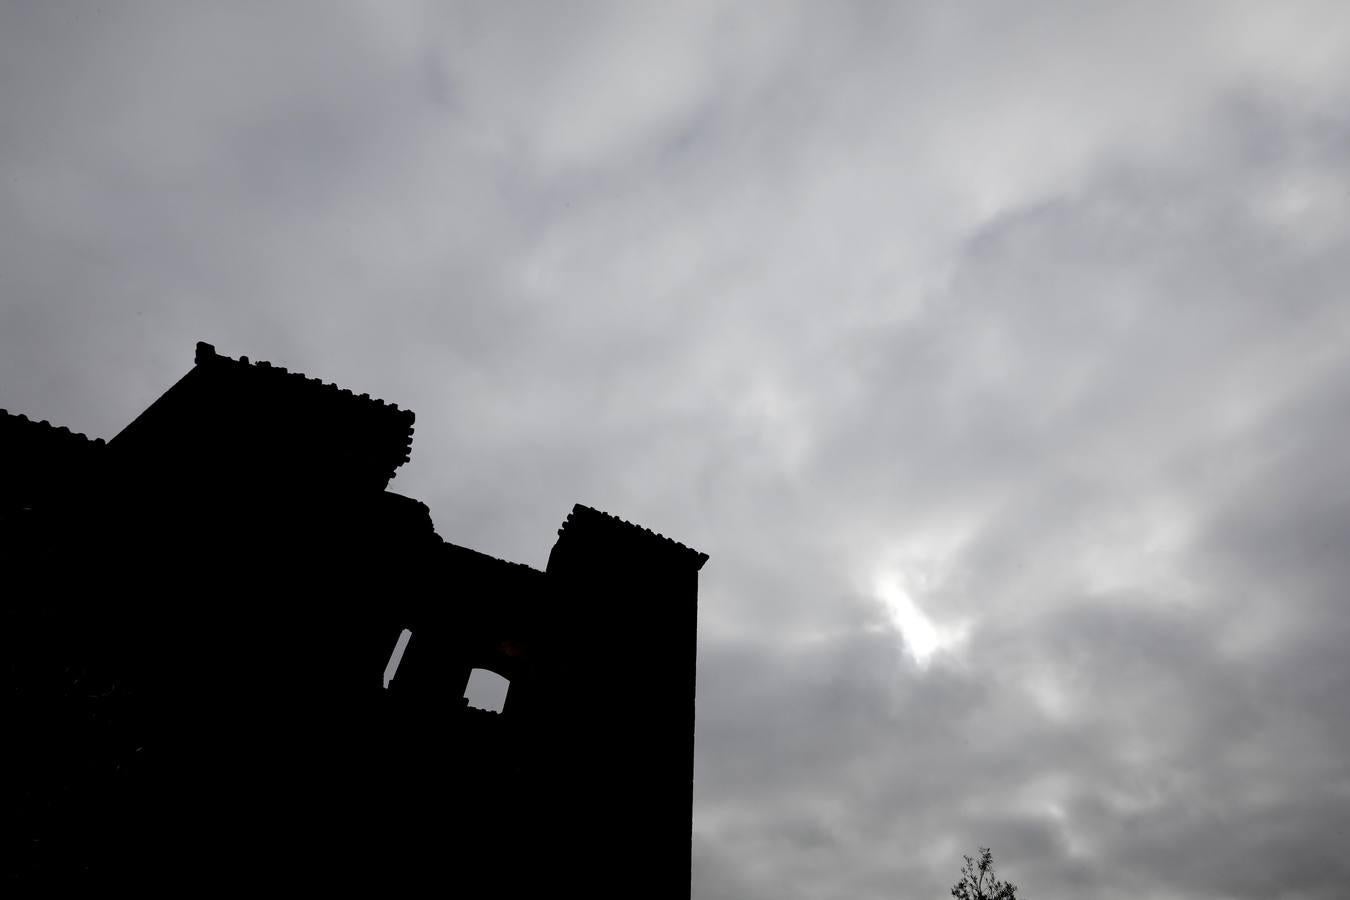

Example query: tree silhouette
[951,847,1021,900]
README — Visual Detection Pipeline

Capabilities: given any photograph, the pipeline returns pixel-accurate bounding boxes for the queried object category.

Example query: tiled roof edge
[194,341,415,425]
[439,538,546,577]
[0,409,106,447]
[557,504,709,570]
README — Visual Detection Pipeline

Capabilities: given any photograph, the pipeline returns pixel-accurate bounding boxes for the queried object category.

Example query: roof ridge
[0,408,106,446]
[439,538,545,575]
[189,341,414,481]
[194,341,414,423]
[558,504,708,569]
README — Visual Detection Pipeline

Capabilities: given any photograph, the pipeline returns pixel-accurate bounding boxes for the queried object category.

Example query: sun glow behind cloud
[872,570,970,667]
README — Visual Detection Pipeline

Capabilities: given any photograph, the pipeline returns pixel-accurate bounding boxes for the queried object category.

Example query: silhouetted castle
[4,342,708,895]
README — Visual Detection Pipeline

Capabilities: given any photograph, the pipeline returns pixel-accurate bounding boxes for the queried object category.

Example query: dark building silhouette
[4,342,708,895]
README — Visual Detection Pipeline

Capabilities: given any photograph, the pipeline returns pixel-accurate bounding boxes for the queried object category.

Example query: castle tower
[5,342,709,897]
[542,505,709,898]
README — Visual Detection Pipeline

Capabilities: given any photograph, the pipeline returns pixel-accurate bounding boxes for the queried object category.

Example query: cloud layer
[4,3,1350,897]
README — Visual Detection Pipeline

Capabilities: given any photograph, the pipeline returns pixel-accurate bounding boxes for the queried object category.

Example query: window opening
[463,668,509,712]
[383,628,412,689]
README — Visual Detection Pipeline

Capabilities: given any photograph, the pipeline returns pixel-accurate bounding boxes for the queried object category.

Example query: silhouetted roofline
[0,409,106,448]
[104,342,416,489]
[188,341,414,482]
[194,341,414,423]
[0,410,106,504]
[439,538,546,578]
[556,504,709,571]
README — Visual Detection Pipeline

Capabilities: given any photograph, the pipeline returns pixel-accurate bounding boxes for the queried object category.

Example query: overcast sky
[4,3,1350,897]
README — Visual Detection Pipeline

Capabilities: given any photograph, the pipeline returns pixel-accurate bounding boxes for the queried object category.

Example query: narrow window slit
[383,628,412,689]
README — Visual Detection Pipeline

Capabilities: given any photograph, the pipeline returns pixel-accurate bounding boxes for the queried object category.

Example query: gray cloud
[5,2,1350,897]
